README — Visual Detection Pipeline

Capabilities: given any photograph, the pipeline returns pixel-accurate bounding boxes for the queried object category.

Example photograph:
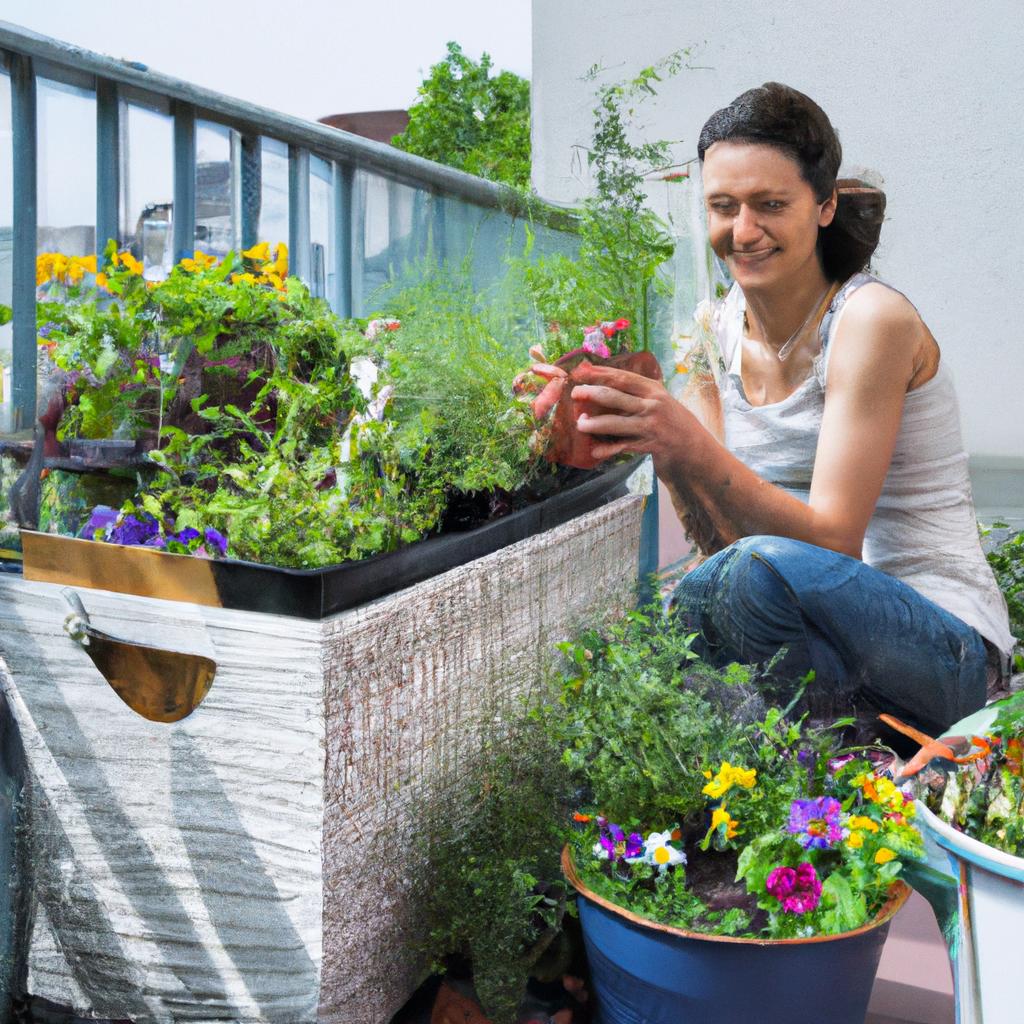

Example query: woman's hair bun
[826,178,886,281]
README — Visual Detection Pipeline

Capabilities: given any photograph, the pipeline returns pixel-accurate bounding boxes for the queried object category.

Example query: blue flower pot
[562,847,909,1024]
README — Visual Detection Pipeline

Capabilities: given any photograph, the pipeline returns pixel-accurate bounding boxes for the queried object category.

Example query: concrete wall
[531,0,1024,459]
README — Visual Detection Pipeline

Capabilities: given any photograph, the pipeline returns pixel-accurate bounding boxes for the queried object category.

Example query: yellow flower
[272,242,288,277]
[95,272,109,290]
[36,253,56,285]
[231,272,258,285]
[65,258,87,284]
[702,762,757,799]
[874,848,896,865]
[241,241,271,262]
[180,250,217,273]
[846,831,864,850]
[117,251,144,275]
[78,255,98,274]
[710,806,740,840]
[50,253,69,281]
[847,815,880,834]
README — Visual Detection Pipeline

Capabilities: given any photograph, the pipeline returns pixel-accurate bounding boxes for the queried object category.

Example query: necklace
[744,283,838,362]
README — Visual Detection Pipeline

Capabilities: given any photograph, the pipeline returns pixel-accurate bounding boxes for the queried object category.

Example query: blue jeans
[670,535,987,737]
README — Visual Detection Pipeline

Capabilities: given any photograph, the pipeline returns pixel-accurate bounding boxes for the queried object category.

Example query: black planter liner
[205,458,639,618]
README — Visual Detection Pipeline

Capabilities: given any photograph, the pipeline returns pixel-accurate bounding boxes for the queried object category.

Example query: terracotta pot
[546,350,662,470]
[562,845,909,1024]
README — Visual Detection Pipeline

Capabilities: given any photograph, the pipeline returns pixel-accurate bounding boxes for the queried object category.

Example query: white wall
[531,0,1024,458]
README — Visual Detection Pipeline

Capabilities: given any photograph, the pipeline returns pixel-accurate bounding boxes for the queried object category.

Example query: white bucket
[916,795,1024,1024]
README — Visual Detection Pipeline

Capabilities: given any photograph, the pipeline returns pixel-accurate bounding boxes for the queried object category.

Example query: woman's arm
[573,285,927,558]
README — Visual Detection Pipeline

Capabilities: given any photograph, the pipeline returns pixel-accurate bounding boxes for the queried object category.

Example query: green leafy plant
[392,42,531,189]
[412,693,574,1024]
[553,607,921,939]
[516,53,687,356]
[983,522,1024,671]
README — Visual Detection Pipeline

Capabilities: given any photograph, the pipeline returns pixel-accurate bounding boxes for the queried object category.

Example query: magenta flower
[788,796,843,850]
[766,862,822,914]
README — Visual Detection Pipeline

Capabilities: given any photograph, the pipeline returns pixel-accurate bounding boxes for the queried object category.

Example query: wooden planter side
[318,494,644,1024]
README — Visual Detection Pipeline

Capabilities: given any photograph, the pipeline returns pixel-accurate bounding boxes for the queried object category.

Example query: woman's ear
[818,187,838,228]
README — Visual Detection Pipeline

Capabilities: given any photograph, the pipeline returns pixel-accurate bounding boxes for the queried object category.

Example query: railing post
[172,100,195,264]
[239,133,261,251]
[96,78,120,256]
[10,52,36,431]
[330,162,352,318]
[288,145,310,284]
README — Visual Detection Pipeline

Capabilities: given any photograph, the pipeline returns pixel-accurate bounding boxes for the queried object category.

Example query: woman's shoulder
[832,275,923,335]
[824,274,934,388]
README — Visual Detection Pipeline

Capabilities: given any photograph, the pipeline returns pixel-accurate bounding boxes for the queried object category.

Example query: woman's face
[701,142,836,291]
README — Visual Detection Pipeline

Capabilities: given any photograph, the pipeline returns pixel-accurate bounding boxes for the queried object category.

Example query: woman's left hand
[571,361,699,475]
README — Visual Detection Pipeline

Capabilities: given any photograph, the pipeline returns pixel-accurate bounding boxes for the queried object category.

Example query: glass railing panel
[352,169,425,316]
[258,135,288,254]
[37,77,95,259]
[195,119,233,258]
[121,98,173,276]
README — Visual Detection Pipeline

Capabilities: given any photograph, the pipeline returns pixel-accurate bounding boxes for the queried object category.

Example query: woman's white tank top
[714,272,1014,655]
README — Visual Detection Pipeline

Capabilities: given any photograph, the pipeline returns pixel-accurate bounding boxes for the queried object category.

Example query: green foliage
[516,53,686,355]
[369,260,544,495]
[984,522,1024,670]
[393,42,531,189]
[37,245,550,568]
[413,691,574,1024]
[552,606,920,939]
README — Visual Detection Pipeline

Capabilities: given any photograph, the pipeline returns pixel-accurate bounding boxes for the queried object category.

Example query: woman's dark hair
[697,82,885,282]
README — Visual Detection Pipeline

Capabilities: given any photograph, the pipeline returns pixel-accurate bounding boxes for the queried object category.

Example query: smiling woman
[570,82,1013,737]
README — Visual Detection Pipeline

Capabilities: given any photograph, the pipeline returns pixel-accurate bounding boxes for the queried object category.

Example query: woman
[570,82,1013,736]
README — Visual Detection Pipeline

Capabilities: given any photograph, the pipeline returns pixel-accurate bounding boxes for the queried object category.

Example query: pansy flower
[787,796,843,850]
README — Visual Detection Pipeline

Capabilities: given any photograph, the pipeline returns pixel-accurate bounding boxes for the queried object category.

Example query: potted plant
[900,686,1024,1023]
[551,608,920,1024]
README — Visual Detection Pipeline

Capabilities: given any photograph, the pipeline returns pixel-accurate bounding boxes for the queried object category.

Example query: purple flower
[787,796,844,850]
[109,513,161,547]
[38,322,55,339]
[173,527,201,545]
[80,505,119,539]
[203,527,228,556]
[797,749,814,766]
[598,822,644,862]
[767,862,822,914]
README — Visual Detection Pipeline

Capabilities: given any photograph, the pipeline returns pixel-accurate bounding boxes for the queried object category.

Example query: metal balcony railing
[0,20,578,432]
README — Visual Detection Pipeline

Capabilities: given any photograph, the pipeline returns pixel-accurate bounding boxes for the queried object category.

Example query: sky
[1,1,533,121]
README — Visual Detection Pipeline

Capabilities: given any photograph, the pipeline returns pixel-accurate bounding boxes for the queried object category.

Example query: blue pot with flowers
[553,612,923,1024]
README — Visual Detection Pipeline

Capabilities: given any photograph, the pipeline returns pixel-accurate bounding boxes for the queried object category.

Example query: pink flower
[613,318,630,331]
[582,334,611,359]
[766,861,822,915]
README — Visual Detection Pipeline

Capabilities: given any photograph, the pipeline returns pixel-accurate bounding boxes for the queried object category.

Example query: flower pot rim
[561,844,910,947]
[915,798,1024,882]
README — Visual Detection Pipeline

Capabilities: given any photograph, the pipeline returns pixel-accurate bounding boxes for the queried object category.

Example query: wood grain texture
[318,495,643,1023]
[0,493,643,1022]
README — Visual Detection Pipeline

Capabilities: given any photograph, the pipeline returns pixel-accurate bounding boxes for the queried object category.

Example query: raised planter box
[0,492,645,1024]
[19,461,638,618]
